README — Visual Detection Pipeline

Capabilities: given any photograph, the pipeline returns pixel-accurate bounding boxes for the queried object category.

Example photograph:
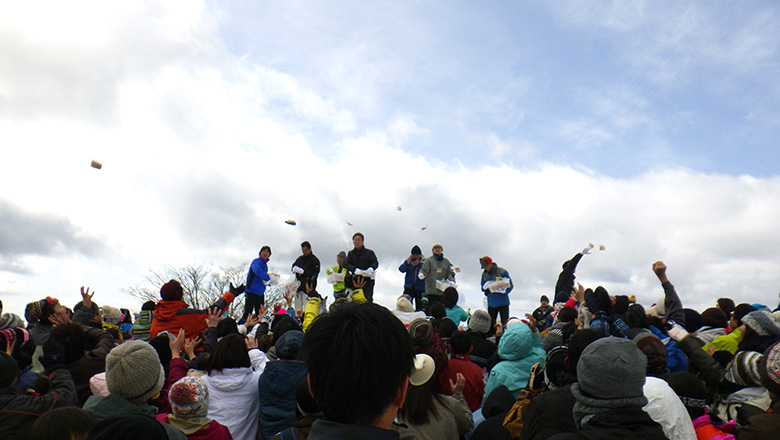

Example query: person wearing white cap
[420,242,455,306]
[397,354,473,440]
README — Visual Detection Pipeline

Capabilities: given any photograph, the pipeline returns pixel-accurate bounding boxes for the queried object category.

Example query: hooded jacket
[258,360,308,440]
[200,349,266,440]
[150,291,235,339]
[484,323,545,399]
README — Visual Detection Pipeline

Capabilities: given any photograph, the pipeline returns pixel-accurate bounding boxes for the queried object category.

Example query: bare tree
[123,263,250,320]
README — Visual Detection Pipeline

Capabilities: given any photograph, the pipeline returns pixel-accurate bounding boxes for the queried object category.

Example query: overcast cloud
[2,1,780,319]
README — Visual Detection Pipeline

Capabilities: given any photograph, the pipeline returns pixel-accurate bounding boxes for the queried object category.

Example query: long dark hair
[397,375,447,425]
[208,334,250,372]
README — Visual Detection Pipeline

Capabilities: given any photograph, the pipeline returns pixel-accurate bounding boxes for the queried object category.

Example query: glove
[292,266,304,275]
[40,338,67,371]
[229,283,246,296]
[366,267,374,275]
[666,321,689,342]
[418,272,426,280]
[581,243,595,255]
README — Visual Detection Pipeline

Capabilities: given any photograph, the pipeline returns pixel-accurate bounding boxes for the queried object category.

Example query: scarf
[435,254,444,261]
[570,383,648,428]
[166,414,213,435]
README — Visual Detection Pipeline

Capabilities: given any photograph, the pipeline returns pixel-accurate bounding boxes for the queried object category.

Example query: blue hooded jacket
[484,322,545,399]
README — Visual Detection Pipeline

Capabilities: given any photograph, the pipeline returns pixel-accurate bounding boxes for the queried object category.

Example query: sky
[2,1,780,322]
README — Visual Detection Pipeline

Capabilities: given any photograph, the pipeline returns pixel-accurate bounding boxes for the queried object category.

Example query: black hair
[733,303,757,327]
[271,314,302,346]
[209,334,251,372]
[717,298,736,317]
[352,232,364,240]
[301,241,311,249]
[48,322,87,364]
[438,318,457,339]
[443,287,459,309]
[30,407,95,440]
[194,353,210,371]
[557,306,578,323]
[141,300,156,312]
[260,245,272,255]
[217,317,239,338]
[120,308,132,325]
[566,329,606,376]
[397,376,447,425]
[302,302,414,425]
[450,331,472,355]
[428,302,446,320]
[149,334,172,376]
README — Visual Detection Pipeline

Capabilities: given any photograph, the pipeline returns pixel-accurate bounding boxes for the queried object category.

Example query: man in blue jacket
[398,245,426,311]
[244,246,272,322]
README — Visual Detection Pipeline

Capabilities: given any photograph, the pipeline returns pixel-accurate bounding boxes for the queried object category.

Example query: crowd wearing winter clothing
[6,240,780,440]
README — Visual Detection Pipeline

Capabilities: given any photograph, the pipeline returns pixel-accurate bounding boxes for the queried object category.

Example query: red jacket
[150,292,235,339]
[439,355,486,412]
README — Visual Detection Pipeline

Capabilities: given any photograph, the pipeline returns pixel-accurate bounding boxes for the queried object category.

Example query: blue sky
[2,1,780,320]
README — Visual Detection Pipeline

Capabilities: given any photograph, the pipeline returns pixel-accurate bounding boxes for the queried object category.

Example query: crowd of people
[2,236,780,440]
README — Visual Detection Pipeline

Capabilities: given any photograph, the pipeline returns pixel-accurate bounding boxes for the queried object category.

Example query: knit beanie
[431,242,443,251]
[411,245,422,256]
[408,318,433,346]
[724,350,764,387]
[760,342,780,396]
[577,337,647,400]
[733,304,757,326]
[468,309,491,334]
[24,299,45,324]
[742,309,780,337]
[701,307,728,329]
[0,352,19,387]
[90,372,110,397]
[106,340,165,403]
[0,313,23,330]
[101,305,123,324]
[396,295,414,313]
[647,297,666,318]
[160,280,184,301]
[169,376,209,418]
[629,329,668,370]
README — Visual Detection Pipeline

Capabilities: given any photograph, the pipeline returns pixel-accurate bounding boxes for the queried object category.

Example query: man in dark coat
[345,232,379,302]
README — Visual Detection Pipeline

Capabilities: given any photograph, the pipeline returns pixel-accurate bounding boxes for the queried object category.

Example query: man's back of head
[301,302,414,427]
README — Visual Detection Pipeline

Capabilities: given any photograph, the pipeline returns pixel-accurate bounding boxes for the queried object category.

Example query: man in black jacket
[345,232,379,302]
[292,241,321,311]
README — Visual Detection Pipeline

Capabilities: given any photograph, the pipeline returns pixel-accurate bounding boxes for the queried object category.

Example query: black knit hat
[411,245,422,255]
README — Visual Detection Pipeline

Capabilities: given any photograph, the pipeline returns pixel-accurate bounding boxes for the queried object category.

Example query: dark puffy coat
[258,361,308,440]
[0,369,79,439]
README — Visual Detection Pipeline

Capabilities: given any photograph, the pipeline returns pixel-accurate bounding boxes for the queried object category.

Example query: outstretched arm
[653,261,686,326]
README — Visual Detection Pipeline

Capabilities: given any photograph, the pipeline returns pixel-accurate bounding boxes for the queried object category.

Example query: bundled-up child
[439,331,485,412]
[443,287,469,325]
[157,376,234,439]
[132,301,156,341]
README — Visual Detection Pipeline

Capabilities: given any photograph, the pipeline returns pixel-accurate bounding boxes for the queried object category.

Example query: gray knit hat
[106,340,165,404]
[468,309,492,334]
[742,309,780,337]
[0,313,23,330]
[577,337,647,400]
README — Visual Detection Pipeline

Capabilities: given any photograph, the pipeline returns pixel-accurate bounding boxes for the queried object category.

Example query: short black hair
[217,317,239,338]
[450,331,472,355]
[48,322,87,364]
[209,334,250,372]
[301,241,311,249]
[260,245,272,255]
[443,287,459,309]
[30,407,95,440]
[428,302,446,320]
[438,318,457,338]
[352,232,364,240]
[557,306,578,323]
[141,300,156,311]
[302,302,414,425]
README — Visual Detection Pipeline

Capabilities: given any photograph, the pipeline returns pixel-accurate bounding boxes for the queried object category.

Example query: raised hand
[521,313,538,334]
[169,329,186,357]
[205,307,222,328]
[80,286,95,309]
[352,275,367,290]
[449,373,466,394]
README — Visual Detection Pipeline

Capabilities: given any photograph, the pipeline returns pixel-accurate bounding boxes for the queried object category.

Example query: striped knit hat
[724,350,764,387]
[0,313,24,330]
[761,342,780,396]
[169,376,209,418]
